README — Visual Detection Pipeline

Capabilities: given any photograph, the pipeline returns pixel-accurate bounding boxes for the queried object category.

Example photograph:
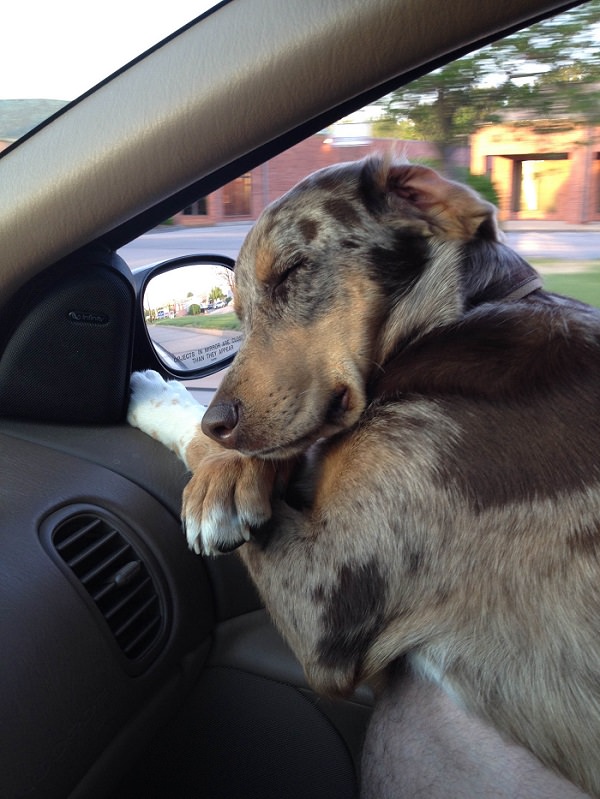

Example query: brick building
[172,134,465,226]
[470,123,600,224]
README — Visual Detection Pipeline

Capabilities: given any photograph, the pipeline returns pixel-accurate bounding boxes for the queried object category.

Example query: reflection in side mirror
[142,258,242,377]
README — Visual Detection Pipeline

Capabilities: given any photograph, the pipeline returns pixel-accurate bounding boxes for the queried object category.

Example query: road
[506,230,600,261]
[148,323,242,372]
[119,224,600,269]
[119,225,253,269]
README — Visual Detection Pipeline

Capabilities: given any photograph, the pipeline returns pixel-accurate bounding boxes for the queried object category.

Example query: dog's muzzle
[201,384,355,455]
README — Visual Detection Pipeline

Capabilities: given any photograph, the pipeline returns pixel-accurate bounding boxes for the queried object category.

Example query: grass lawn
[530,261,600,309]
[155,312,241,330]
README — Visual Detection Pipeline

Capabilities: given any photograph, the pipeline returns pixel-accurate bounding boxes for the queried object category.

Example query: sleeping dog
[128,155,600,796]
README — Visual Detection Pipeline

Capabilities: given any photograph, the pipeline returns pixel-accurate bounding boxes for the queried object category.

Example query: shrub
[454,168,500,207]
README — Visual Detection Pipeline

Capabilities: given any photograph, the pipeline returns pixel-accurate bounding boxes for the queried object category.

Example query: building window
[223,174,252,217]
[182,198,207,215]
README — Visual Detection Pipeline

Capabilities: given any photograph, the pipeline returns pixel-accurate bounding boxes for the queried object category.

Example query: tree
[218,266,236,299]
[374,0,600,171]
[209,286,226,302]
[375,54,507,170]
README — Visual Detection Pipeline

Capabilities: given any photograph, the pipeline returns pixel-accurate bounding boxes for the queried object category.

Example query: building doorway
[510,154,569,217]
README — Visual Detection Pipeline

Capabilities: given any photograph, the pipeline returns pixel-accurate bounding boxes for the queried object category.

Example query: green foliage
[378,54,510,158]
[454,168,500,206]
[487,1,600,125]
[371,116,420,139]
[188,303,202,315]
[375,0,600,168]
[155,312,241,330]
[209,286,226,302]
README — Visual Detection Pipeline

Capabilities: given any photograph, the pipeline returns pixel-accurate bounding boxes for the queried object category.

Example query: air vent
[49,512,166,666]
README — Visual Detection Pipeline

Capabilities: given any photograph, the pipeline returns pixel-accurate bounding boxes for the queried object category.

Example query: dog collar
[468,261,543,308]
[500,275,544,302]
[370,266,545,403]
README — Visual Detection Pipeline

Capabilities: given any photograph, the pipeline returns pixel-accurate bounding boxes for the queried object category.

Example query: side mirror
[134,255,242,379]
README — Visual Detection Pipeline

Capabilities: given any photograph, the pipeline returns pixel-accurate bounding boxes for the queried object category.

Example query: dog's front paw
[127,370,206,466]
[182,451,278,556]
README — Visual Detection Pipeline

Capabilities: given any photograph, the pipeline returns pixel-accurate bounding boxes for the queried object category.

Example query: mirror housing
[132,254,241,380]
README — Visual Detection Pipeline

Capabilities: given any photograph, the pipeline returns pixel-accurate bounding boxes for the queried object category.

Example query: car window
[125,0,599,397]
[129,0,599,264]
[0,1,218,149]
[3,2,598,399]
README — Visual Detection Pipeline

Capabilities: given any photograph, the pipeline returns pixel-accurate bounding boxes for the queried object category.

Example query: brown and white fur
[128,155,600,796]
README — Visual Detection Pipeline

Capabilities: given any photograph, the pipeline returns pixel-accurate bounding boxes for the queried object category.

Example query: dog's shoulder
[349,295,600,509]
[372,294,600,404]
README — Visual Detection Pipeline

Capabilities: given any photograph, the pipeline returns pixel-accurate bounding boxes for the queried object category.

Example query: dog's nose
[201,400,240,447]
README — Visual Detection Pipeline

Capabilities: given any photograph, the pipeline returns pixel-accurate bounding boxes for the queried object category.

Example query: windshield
[0,1,218,149]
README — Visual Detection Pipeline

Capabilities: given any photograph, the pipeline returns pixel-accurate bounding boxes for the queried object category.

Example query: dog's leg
[183,414,430,696]
[128,371,282,554]
[181,450,283,554]
[130,372,600,795]
[127,370,207,468]
[361,666,591,799]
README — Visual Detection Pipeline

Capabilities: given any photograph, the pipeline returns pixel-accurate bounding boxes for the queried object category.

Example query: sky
[144,262,233,310]
[1,1,217,101]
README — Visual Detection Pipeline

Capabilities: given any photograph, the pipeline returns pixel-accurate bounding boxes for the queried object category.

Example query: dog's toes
[181,515,201,555]
[183,491,251,556]
[181,452,277,556]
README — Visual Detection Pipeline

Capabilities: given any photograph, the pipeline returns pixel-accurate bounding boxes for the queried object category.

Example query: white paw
[184,504,252,556]
[127,370,206,467]
[181,455,277,556]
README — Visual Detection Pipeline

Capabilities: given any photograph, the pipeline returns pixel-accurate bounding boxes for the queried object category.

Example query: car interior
[0,0,588,797]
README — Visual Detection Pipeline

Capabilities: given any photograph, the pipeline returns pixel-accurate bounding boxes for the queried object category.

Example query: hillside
[0,99,68,141]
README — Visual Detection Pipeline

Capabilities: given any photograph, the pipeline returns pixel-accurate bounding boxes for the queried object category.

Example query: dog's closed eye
[272,256,306,296]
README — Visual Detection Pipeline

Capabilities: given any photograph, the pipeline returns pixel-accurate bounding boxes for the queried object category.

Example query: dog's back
[362,290,600,791]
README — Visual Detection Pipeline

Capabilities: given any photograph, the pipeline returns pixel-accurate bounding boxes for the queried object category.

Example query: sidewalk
[503,220,600,232]
[156,220,600,234]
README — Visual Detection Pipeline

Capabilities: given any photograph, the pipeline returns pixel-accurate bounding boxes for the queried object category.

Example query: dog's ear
[385,162,501,242]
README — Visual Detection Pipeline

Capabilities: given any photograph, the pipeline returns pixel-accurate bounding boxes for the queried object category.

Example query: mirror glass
[143,261,243,375]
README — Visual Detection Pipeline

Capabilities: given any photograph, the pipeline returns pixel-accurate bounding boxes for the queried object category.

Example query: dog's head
[201,155,520,457]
